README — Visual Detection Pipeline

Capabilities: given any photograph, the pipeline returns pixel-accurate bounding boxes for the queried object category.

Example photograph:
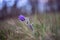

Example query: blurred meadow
[0,13,60,40]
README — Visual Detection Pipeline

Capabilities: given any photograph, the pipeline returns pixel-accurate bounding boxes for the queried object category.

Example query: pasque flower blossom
[18,15,25,21]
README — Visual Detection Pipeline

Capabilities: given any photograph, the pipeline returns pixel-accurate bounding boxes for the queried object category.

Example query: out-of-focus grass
[0,13,60,40]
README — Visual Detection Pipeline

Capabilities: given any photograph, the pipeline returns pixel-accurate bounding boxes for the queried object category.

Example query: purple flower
[18,15,25,21]
[18,15,34,31]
